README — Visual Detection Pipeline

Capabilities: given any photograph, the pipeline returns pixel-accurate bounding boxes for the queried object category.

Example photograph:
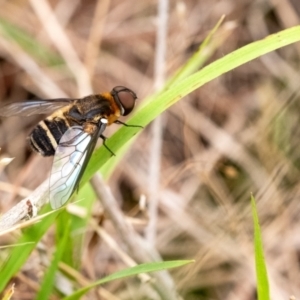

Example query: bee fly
[0,86,141,209]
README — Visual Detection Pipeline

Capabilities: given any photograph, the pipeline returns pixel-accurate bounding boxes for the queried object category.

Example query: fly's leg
[114,120,143,129]
[98,118,115,156]
[101,120,142,156]
[100,134,116,156]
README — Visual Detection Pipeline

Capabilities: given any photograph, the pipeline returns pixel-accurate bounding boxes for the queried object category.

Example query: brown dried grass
[1,0,300,299]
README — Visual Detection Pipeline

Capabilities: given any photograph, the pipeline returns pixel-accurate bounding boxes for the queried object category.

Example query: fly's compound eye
[111,86,137,116]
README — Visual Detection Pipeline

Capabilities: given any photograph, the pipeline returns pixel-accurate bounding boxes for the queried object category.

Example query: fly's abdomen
[29,117,69,156]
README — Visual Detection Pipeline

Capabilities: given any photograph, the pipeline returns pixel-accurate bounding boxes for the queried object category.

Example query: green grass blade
[251,195,270,300]
[0,209,60,292]
[0,17,63,65]
[64,260,194,300]
[36,219,71,300]
[55,210,75,268]
[81,25,300,184]
[69,183,95,268]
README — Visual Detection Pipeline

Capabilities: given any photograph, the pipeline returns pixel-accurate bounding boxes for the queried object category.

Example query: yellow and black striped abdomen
[29,117,69,156]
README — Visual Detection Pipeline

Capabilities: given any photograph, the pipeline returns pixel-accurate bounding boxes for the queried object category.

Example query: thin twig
[0,180,48,231]
[145,0,169,245]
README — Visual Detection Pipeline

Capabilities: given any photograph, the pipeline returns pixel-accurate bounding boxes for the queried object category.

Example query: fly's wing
[0,99,74,117]
[49,120,107,209]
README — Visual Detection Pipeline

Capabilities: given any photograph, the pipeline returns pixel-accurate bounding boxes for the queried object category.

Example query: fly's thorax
[96,92,122,121]
[67,94,117,123]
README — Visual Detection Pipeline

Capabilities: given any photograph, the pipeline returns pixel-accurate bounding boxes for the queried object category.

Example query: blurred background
[1,0,300,299]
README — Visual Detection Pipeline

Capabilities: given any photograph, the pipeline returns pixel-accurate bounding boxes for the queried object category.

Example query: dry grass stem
[145,0,169,245]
